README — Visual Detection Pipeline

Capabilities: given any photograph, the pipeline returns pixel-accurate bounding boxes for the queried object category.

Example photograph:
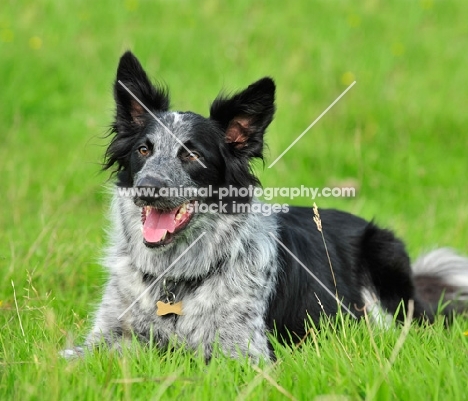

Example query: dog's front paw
[59,346,85,360]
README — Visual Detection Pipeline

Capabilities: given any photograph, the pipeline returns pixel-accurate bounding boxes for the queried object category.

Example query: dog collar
[156,278,183,316]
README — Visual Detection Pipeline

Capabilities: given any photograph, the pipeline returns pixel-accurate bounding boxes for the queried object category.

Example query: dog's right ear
[114,51,169,125]
[104,52,170,173]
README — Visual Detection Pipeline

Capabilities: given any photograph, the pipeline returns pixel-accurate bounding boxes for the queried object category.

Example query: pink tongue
[143,207,178,243]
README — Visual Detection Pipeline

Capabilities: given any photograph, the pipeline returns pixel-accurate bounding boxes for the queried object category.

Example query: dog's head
[104,51,275,248]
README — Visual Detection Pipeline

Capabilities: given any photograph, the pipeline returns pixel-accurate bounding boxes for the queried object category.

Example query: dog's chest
[129,276,265,347]
[128,275,237,345]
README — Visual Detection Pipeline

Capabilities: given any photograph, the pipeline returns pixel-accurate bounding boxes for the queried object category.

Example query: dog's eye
[182,151,200,161]
[138,146,151,157]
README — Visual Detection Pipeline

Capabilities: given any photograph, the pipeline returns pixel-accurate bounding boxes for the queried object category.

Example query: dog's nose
[135,175,171,202]
[136,175,170,189]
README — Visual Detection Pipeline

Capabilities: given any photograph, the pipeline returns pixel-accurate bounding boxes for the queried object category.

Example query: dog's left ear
[114,51,170,126]
[210,78,275,158]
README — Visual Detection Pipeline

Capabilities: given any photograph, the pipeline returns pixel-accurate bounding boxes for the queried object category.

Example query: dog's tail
[413,248,468,315]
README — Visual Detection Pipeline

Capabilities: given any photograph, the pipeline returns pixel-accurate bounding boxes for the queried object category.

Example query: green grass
[1,0,468,399]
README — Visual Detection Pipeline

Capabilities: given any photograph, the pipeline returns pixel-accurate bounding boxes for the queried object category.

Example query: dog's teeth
[179,204,187,215]
[160,230,167,241]
[175,212,182,221]
[145,206,151,217]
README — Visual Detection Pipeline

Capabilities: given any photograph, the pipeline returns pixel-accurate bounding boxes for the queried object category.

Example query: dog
[63,51,468,361]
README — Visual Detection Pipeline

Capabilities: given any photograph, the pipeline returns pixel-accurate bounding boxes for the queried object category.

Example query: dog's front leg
[182,291,272,362]
[85,280,135,352]
[215,313,271,362]
[61,280,132,359]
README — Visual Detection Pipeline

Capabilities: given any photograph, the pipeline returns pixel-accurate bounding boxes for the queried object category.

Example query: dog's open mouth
[141,201,196,247]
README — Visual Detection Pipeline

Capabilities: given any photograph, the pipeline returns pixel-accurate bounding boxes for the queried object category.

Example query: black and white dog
[65,51,468,361]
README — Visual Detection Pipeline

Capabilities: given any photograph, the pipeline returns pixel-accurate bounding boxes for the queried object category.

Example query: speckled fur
[87,193,278,360]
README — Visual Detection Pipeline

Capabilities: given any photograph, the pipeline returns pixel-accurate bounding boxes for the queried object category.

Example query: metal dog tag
[156,301,183,316]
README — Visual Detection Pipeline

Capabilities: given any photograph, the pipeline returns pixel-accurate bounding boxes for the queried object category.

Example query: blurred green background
[0,0,467,397]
